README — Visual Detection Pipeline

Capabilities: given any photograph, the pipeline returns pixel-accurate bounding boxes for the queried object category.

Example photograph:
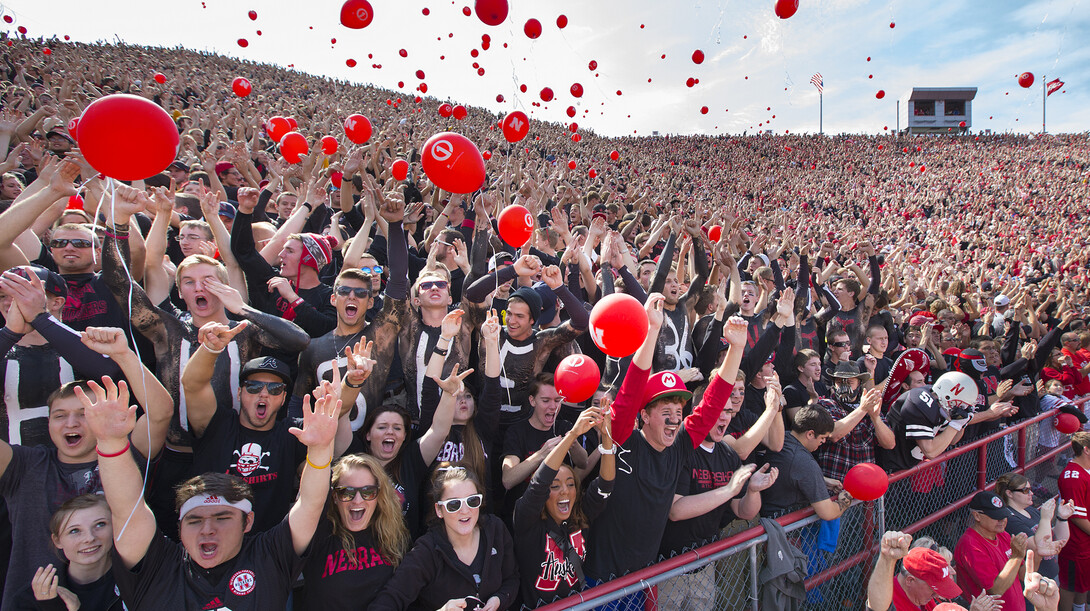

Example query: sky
[2,0,1087,137]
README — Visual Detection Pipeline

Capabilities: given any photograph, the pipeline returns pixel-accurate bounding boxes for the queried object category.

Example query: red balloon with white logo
[340,0,374,29]
[589,294,649,357]
[421,132,486,194]
[232,77,252,97]
[391,159,409,181]
[1018,72,1034,88]
[843,462,888,501]
[320,136,338,155]
[343,114,372,144]
[76,94,180,181]
[554,355,601,403]
[501,110,530,142]
[452,105,467,120]
[266,116,291,143]
[67,117,80,142]
[438,103,453,118]
[497,204,534,247]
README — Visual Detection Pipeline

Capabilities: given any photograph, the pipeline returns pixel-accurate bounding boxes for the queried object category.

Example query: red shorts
[1058,555,1090,593]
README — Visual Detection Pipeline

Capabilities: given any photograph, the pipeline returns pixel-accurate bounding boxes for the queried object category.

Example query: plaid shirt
[813,398,877,483]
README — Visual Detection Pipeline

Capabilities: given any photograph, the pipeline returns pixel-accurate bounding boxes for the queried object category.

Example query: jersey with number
[1059,461,1090,559]
[877,387,943,472]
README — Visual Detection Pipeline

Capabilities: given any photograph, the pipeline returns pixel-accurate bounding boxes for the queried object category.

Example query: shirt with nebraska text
[298,513,394,610]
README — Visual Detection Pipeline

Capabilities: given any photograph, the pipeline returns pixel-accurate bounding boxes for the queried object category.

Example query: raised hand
[775,287,795,318]
[344,339,375,387]
[541,265,564,289]
[481,309,501,345]
[441,309,465,338]
[379,191,406,223]
[1022,549,1060,610]
[196,320,249,352]
[74,376,134,448]
[723,315,749,347]
[289,392,342,449]
[0,268,49,321]
[236,187,260,214]
[436,364,475,396]
[645,293,666,330]
[268,276,300,302]
[203,278,246,314]
[572,407,603,436]
[80,327,131,358]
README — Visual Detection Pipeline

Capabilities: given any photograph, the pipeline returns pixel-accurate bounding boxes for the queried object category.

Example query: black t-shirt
[112,520,304,611]
[783,380,829,411]
[856,355,894,385]
[190,404,306,534]
[60,273,129,332]
[659,442,746,556]
[653,305,694,372]
[11,566,123,611]
[1005,506,1059,580]
[877,387,943,473]
[298,514,395,611]
[0,343,73,446]
[501,418,574,512]
[757,433,829,517]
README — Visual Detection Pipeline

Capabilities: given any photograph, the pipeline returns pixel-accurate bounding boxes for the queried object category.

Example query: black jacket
[370,514,519,611]
[11,564,124,611]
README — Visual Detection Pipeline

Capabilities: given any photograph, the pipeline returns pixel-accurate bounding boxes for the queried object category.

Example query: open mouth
[349,509,365,521]
[64,433,82,447]
[199,543,217,559]
[716,424,727,436]
[195,296,208,309]
[556,500,571,515]
[382,439,396,453]
[255,401,268,419]
[345,304,358,316]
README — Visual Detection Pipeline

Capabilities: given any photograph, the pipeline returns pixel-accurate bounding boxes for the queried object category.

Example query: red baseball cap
[903,547,961,599]
[642,371,693,406]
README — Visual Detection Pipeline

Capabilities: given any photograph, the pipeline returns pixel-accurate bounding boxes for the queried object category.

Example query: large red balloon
[391,159,409,181]
[1057,413,1081,434]
[502,111,529,142]
[76,94,179,181]
[421,132,486,194]
[452,105,468,120]
[266,116,291,143]
[320,136,339,155]
[524,18,542,39]
[474,0,508,26]
[774,0,799,19]
[232,77,252,97]
[280,132,308,164]
[497,204,534,247]
[67,117,80,142]
[1018,72,1034,88]
[570,83,584,98]
[343,114,372,144]
[589,294,649,358]
[340,0,374,29]
[439,103,454,118]
[554,354,601,403]
[843,463,888,501]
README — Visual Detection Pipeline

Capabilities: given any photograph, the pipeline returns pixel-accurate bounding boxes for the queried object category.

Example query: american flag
[1047,78,1064,96]
[810,73,823,94]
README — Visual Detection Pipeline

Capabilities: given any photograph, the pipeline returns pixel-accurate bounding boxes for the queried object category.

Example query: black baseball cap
[240,356,292,385]
[12,265,68,298]
[968,491,1011,520]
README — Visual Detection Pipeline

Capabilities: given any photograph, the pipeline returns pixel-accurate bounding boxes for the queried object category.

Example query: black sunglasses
[437,493,483,513]
[831,341,851,348]
[336,286,372,298]
[49,238,94,249]
[243,380,286,395]
[333,485,378,502]
[419,280,449,291]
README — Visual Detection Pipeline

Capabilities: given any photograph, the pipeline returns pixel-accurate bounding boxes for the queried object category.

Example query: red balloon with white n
[343,114,372,144]
[501,110,529,142]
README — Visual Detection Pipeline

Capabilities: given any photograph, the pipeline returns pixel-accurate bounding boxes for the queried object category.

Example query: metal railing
[536,409,1069,611]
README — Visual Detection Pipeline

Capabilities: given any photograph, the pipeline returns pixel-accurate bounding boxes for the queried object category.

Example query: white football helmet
[931,371,979,416]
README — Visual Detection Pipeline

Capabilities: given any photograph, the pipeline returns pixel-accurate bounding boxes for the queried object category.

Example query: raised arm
[610,293,665,445]
[419,364,475,465]
[182,321,248,436]
[287,389,341,556]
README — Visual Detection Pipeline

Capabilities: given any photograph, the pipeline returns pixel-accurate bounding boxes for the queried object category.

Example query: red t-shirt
[891,576,937,611]
[1059,461,1090,560]
[953,529,1025,611]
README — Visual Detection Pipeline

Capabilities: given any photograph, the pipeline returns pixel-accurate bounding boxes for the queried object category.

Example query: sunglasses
[335,286,372,298]
[1016,486,1033,494]
[359,265,383,274]
[49,238,94,249]
[437,493,483,513]
[831,341,851,348]
[242,380,286,395]
[419,280,449,291]
[333,485,379,502]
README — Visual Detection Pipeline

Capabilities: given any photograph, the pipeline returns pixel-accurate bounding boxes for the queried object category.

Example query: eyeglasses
[333,485,379,502]
[1016,486,1033,494]
[831,341,851,348]
[176,234,207,242]
[335,286,372,298]
[359,265,383,274]
[242,380,287,395]
[437,493,483,513]
[419,280,449,291]
[49,238,93,249]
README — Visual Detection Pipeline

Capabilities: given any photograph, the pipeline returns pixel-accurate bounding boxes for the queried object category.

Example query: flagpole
[1042,74,1046,134]
[820,91,823,135]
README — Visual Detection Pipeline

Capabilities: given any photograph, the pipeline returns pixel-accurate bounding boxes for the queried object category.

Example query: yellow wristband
[305,454,332,470]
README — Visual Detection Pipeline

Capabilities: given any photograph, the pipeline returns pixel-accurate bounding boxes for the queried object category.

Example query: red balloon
[497,204,535,247]
[153,72,166,84]
[959,120,967,128]
[843,463,888,501]
[502,111,529,142]
[248,9,257,20]
[482,150,492,160]
[340,0,374,28]
[75,94,179,181]
[462,6,471,16]
[571,134,581,142]
[539,87,554,102]
[708,225,722,241]
[280,132,308,164]
[570,83,583,97]
[554,355,601,403]
[568,160,577,170]
[588,60,597,71]
[399,49,407,58]
[320,135,339,155]
[66,194,84,210]
[568,122,579,133]
[391,159,409,181]
[237,38,249,48]
[331,172,343,189]
[556,14,568,28]
[475,0,508,26]
[438,103,453,118]
[452,105,468,120]
[286,117,298,130]
[495,94,504,103]
[876,90,886,99]
[686,77,696,88]
[419,83,428,93]
[1018,72,1034,88]
[416,69,426,79]
[692,49,704,64]
[588,168,596,178]
[610,150,619,161]
[347,59,357,67]
[67,117,80,142]
[775,0,799,19]
[232,77,252,97]
[700,106,709,114]
[421,132,486,194]
[589,294,649,358]
[566,106,576,118]
[343,114,372,144]
[524,18,542,39]
[1057,413,1081,435]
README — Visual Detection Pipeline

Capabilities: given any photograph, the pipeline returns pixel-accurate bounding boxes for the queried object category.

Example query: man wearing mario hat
[867,531,962,610]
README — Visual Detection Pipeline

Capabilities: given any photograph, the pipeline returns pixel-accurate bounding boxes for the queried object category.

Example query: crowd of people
[1,31,1089,611]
